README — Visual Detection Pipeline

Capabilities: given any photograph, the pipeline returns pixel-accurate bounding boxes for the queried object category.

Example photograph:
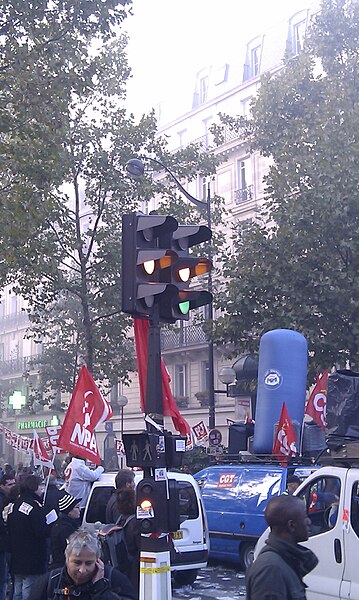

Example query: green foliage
[0,0,221,400]
[212,0,359,381]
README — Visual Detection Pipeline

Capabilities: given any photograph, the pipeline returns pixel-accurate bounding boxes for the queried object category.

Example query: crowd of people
[0,459,139,600]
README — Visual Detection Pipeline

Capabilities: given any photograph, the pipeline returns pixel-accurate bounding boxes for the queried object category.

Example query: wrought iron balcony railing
[234,185,254,204]
[0,311,29,332]
[0,355,39,377]
[161,324,207,351]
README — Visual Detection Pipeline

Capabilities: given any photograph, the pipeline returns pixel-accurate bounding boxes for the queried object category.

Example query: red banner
[57,365,112,465]
[305,371,328,431]
[33,430,52,467]
[272,403,297,466]
[133,319,190,437]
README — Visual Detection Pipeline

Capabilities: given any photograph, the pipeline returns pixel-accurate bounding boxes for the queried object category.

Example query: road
[173,562,246,599]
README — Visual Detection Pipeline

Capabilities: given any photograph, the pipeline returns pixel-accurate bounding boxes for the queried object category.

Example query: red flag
[33,430,52,467]
[57,365,112,465]
[305,371,328,431]
[272,403,297,466]
[134,318,190,437]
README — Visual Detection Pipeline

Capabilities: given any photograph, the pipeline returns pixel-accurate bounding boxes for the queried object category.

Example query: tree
[212,0,359,377]
[0,1,219,403]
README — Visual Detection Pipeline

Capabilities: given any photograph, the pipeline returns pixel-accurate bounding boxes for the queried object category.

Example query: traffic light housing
[121,213,213,323]
[136,477,181,534]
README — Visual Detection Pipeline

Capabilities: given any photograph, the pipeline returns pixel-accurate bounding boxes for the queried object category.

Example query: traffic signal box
[136,477,181,534]
[122,432,186,469]
[121,212,212,323]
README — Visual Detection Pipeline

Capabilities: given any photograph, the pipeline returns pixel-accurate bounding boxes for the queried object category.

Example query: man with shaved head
[246,495,318,600]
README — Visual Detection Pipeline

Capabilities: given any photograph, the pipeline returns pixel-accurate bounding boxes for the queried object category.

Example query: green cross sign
[9,391,26,410]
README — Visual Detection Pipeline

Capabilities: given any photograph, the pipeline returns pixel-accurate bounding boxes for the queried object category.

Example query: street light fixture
[126,156,216,429]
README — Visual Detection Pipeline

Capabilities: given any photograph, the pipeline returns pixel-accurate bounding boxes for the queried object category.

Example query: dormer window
[289,11,309,56]
[199,76,208,104]
[243,36,263,82]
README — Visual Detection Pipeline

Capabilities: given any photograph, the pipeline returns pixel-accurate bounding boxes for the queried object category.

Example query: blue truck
[194,462,316,570]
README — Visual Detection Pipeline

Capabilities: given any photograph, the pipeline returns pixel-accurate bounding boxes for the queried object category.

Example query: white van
[82,471,209,586]
[255,463,359,600]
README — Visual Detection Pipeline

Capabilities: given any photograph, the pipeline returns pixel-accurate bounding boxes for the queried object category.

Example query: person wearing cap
[7,474,56,600]
[50,493,81,570]
[284,475,301,495]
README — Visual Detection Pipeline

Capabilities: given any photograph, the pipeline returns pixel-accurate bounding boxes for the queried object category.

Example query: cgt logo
[218,473,236,488]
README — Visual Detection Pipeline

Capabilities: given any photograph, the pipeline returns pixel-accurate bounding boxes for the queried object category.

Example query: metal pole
[206,182,215,430]
[120,405,124,468]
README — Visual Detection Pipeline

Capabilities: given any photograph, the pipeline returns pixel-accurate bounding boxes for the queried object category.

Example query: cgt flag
[57,365,112,465]
[272,402,297,466]
[305,371,328,432]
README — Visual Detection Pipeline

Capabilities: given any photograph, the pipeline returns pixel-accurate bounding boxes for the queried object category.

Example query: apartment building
[0,1,319,463]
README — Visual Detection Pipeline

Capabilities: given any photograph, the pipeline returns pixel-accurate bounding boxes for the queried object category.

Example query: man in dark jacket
[29,527,137,600]
[246,495,318,600]
[0,473,16,600]
[50,493,81,569]
[7,474,56,600]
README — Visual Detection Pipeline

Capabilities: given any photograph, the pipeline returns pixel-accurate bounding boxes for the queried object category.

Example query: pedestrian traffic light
[121,213,177,319]
[121,213,213,323]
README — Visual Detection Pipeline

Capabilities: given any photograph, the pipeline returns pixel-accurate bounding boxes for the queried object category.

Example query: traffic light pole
[140,306,172,600]
[206,182,216,430]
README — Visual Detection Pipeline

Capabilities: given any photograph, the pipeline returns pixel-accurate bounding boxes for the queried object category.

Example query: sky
[123,0,306,123]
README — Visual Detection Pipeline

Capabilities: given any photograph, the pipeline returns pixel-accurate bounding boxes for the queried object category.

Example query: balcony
[161,324,207,351]
[0,355,39,377]
[234,185,254,204]
[0,311,29,333]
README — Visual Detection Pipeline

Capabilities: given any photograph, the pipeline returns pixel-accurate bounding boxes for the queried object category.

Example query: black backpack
[98,515,135,573]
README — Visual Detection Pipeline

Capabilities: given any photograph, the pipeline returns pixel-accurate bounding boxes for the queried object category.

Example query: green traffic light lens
[179,301,190,314]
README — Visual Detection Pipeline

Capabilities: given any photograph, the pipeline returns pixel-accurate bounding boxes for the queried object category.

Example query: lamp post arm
[143,156,208,211]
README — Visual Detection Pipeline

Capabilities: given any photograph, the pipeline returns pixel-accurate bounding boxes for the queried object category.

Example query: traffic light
[121,213,213,323]
[121,212,177,319]
[136,477,167,534]
[136,477,181,534]
[158,225,212,323]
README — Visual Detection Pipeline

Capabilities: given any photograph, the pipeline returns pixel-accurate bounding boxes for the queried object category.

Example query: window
[199,76,208,104]
[201,361,210,393]
[235,157,253,204]
[178,481,199,520]
[243,37,262,81]
[175,364,187,398]
[292,19,306,55]
[297,476,341,535]
[10,296,17,315]
[250,45,261,78]
[350,481,359,538]
[177,129,186,149]
[199,176,208,202]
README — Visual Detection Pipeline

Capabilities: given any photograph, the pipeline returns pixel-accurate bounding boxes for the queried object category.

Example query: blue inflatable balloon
[253,329,307,454]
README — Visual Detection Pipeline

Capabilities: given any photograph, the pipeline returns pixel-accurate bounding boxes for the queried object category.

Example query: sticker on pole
[137,506,154,519]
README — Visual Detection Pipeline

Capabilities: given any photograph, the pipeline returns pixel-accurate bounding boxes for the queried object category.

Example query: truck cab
[255,460,359,599]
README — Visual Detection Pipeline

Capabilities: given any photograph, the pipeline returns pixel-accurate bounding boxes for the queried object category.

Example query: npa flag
[57,365,112,465]
[305,371,328,432]
[33,430,52,467]
[133,319,190,437]
[272,403,297,466]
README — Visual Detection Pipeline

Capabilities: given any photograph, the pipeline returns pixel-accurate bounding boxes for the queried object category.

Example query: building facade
[0,0,319,464]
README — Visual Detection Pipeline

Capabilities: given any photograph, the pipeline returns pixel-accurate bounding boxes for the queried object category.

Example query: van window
[178,481,199,520]
[86,486,115,523]
[298,476,341,535]
[350,481,359,538]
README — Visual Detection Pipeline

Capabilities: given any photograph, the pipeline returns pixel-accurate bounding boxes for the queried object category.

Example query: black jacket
[29,564,138,600]
[7,490,52,575]
[105,493,120,524]
[50,513,79,569]
[246,533,319,600]
[0,489,8,553]
[44,484,64,517]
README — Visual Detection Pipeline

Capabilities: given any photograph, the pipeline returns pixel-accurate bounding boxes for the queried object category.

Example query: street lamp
[117,394,128,467]
[126,156,216,429]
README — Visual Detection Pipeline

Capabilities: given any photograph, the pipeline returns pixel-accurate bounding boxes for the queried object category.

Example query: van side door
[296,466,345,600]
[339,468,359,600]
